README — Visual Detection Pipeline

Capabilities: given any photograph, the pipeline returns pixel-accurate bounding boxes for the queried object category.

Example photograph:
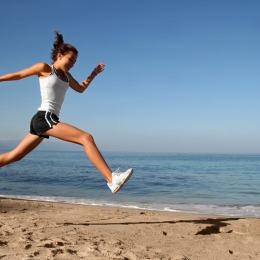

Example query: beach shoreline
[0,198,260,260]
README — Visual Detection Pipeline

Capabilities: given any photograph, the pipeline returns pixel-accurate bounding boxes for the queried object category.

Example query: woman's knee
[81,132,95,145]
[0,151,24,167]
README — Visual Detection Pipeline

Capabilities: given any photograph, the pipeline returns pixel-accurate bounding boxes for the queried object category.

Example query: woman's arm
[0,63,50,82]
[68,63,105,93]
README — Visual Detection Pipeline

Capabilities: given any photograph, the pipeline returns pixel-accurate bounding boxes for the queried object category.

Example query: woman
[0,31,133,194]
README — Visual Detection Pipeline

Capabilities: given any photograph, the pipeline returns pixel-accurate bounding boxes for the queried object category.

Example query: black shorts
[30,111,59,139]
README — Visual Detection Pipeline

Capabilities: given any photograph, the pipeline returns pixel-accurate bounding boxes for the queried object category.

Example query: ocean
[0,150,259,218]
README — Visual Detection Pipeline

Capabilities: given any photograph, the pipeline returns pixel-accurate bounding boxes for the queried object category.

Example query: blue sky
[0,0,259,153]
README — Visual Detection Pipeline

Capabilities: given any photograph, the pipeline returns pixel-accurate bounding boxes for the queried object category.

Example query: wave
[1,194,259,218]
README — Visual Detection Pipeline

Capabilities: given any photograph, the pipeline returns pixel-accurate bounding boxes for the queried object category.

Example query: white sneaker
[107,168,134,194]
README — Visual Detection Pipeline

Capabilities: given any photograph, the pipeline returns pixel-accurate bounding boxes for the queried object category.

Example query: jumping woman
[0,31,134,194]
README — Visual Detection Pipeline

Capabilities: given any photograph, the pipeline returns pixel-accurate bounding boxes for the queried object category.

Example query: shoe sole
[112,168,134,194]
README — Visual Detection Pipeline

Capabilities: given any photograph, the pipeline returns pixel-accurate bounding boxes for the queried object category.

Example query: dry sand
[0,198,260,260]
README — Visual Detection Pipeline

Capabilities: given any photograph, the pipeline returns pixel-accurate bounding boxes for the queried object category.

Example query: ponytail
[53,31,64,49]
[51,31,78,62]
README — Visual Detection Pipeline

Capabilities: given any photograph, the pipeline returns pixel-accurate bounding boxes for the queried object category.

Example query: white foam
[0,194,259,218]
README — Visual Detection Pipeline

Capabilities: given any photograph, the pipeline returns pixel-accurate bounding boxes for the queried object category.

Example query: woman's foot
[107,168,134,194]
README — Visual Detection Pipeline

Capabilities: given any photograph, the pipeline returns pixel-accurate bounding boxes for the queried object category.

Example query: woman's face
[57,51,78,72]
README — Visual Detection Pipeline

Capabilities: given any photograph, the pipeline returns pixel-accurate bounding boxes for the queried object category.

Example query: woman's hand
[70,63,106,93]
[93,63,105,75]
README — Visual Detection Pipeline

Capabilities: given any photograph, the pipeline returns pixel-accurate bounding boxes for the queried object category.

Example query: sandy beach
[0,198,259,260]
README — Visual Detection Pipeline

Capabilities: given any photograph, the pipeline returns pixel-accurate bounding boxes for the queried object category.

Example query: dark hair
[51,31,78,62]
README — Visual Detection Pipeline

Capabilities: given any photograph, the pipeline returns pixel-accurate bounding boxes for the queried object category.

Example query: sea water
[0,150,259,218]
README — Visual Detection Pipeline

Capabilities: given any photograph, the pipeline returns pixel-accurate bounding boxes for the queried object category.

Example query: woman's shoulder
[34,62,51,71]
[34,62,52,78]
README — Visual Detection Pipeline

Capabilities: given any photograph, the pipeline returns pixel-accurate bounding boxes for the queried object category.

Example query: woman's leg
[0,134,44,167]
[43,122,112,183]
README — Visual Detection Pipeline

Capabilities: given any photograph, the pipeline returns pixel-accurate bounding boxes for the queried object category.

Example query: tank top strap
[64,72,69,82]
[50,65,55,75]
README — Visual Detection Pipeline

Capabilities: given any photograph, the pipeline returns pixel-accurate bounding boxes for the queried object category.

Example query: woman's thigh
[43,122,91,145]
[0,133,44,166]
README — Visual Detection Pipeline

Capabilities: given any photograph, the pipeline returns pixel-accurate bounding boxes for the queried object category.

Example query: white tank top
[38,65,69,117]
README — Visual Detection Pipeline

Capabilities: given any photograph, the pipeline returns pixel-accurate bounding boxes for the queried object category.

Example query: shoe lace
[114,168,121,175]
